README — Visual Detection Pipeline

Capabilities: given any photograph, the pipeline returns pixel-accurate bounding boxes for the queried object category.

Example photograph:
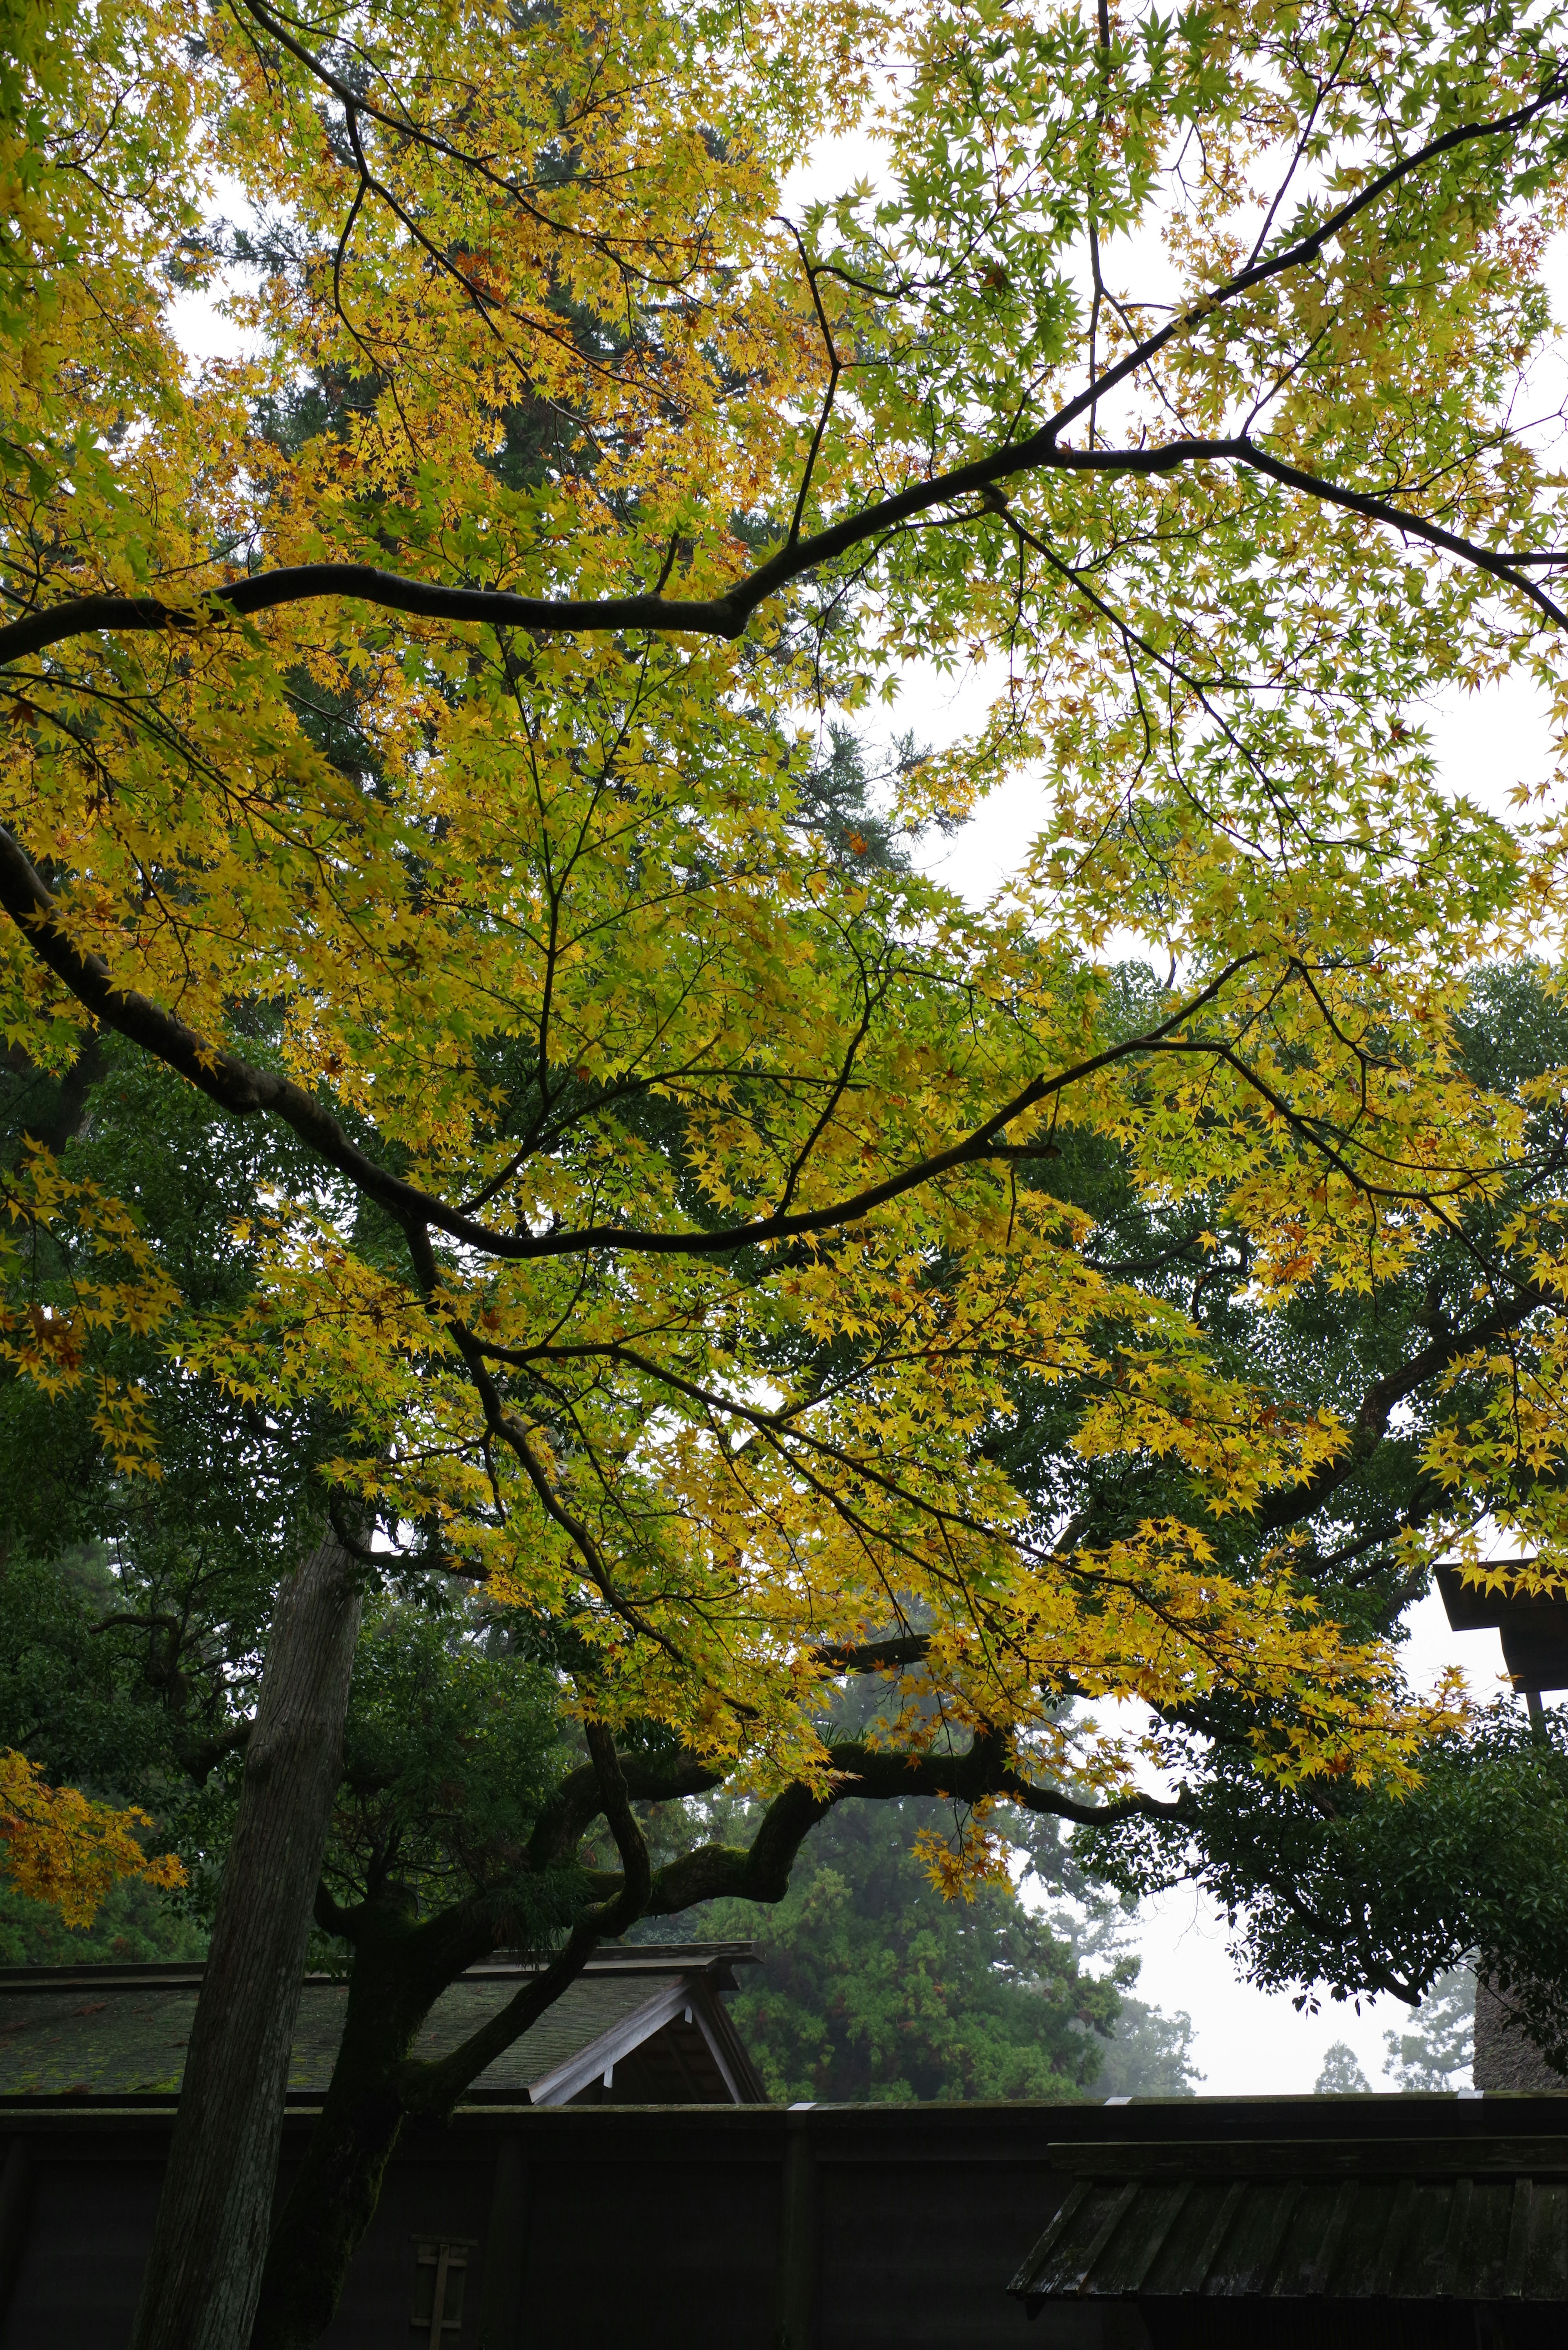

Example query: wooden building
[0,1942,764,2109]
[0,1948,1564,2347]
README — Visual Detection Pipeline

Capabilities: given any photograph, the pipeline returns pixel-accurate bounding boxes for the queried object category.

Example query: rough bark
[247,1900,440,2350]
[247,1724,649,2349]
[129,1530,363,2350]
[1473,1972,1568,2091]
[247,1920,599,2350]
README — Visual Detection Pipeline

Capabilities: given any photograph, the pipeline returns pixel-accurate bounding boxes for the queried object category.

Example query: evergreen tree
[1093,1994,1201,2099]
[691,1799,1118,2103]
[1382,1968,1475,2093]
[0,1876,205,1969]
[643,1792,1199,2102]
[1315,2042,1372,2094]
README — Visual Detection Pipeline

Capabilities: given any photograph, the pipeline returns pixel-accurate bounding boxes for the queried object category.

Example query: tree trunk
[247,1935,427,2350]
[130,1530,363,2350]
[249,2078,409,2350]
[250,1728,650,2347]
[249,1922,600,2349]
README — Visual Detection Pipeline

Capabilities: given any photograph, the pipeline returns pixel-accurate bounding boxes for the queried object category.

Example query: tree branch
[0,820,1258,1261]
[812,1633,932,1674]
[5,64,1565,668]
[644,1733,1186,1917]
[398,1723,651,2116]
[1259,1284,1550,1532]
[526,1748,722,1872]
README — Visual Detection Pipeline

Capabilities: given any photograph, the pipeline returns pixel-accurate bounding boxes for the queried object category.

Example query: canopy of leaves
[9,0,1568,1919]
[6,943,1568,2041]
[320,1600,582,1952]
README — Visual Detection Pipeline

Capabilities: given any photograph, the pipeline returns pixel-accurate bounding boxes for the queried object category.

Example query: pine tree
[1383,1969,1475,2093]
[1315,2042,1372,2095]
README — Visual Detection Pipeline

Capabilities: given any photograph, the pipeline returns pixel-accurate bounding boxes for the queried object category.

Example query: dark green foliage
[1082,1707,1568,2068]
[0,1543,213,1961]
[702,1802,1118,2103]
[0,1874,205,1968]
[0,1547,149,1785]
[644,1793,1187,2104]
[0,1036,359,1958]
[326,1601,578,1937]
[0,1032,329,1599]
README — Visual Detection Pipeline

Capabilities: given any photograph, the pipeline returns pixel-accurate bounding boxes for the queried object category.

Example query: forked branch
[4,62,1566,665]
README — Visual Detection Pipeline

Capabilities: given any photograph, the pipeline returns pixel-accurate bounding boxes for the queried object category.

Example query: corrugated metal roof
[1010,2138,1568,2307]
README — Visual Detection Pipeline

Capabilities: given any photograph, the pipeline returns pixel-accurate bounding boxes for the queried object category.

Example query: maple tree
[0,1748,183,1924]
[10,0,1568,2337]
[14,0,1568,1797]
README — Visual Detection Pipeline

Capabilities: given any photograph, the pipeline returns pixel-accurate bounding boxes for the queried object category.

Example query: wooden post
[773,2112,818,2350]
[476,2133,530,2348]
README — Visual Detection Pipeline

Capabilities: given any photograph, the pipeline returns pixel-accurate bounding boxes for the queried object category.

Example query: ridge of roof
[0,1940,758,1996]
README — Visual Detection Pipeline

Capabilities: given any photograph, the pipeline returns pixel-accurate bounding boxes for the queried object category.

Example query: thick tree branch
[3,62,1564,669]
[398,1919,601,2114]
[0,821,1256,1259]
[813,1633,932,1674]
[1259,1285,1550,1532]
[315,1712,1179,2131]
[398,1724,651,2115]
[0,570,741,663]
[526,1748,722,1872]
[644,1733,1185,1918]
[817,1736,1183,1825]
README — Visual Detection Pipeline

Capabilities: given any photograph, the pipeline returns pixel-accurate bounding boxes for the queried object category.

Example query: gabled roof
[0,1943,764,2107]
[1011,2130,1568,2310]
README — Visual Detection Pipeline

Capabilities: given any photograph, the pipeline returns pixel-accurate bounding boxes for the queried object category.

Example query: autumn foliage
[0,1748,184,1928]
[5,0,1568,1883]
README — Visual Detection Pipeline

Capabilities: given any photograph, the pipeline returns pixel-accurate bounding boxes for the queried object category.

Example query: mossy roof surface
[0,1970,673,2096]
[0,1984,198,2095]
